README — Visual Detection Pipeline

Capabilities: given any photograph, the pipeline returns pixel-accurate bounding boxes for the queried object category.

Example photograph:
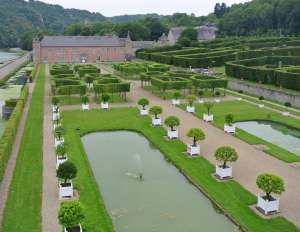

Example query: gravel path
[0,82,35,224]
[41,65,60,232]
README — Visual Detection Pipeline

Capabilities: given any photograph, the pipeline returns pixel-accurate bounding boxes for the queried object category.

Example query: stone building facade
[33,34,160,64]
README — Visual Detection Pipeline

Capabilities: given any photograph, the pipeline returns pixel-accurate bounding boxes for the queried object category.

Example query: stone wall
[228,80,300,107]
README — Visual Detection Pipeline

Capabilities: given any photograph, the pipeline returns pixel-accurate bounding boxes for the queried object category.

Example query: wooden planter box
[140,109,148,116]
[172,99,180,105]
[82,104,89,111]
[55,137,64,147]
[152,117,162,126]
[215,99,221,103]
[53,112,60,121]
[56,155,68,169]
[282,111,290,116]
[101,102,109,109]
[198,99,204,104]
[52,105,59,113]
[257,195,279,215]
[64,224,82,232]
[203,114,213,122]
[187,144,200,156]
[215,165,232,179]
[186,105,195,113]
[168,129,178,139]
[59,181,73,199]
[257,104,265,108]
[224,124,236,133]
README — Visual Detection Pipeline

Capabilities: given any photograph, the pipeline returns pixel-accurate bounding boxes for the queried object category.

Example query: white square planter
[59,181,73,199]
[224,124,236,134]
[172,99,180,105]
[215,99,221,103]
[53,113,60,121]
[186,105,195,113]
[101,102,109,109]
[53,123,61,130]
[168,130,178,139]
[55,138,64,147]
[82,104,89,111]
[140,109,148,116]
[56,155,68,169]
[64,224,82,232]
[282,111,290,116]
[215,165,232,179]
[257,104,265,108]
[187,144,200,156]
[198,99,204,104]
[52,105,59,113]
[236,97,242,101]
[203,114,213,122]
[152,117,162,126]
[257,195,279,215]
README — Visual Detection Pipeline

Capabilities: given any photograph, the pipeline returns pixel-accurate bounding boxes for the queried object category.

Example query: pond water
[235,121,300,156]
[81,131,236,232]
[0,51,18,63]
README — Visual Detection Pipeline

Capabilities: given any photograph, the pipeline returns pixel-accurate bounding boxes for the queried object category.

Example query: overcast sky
[38,0,249,17]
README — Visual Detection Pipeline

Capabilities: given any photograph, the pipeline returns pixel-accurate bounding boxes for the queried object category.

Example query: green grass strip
[1,65,45,232]
[62,108,299,232]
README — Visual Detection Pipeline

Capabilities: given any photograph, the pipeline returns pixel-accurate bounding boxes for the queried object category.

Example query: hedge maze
[50,64,131,103]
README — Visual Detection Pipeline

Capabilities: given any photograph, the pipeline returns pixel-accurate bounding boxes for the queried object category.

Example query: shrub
[259,96,265,101]
[55,126,64,140]
[284,102,291,107]
[204,102,214,115]
[101,94,110,103]
[164,116,180,131]
[198,90,204,97]
[256,173,285,201]
[52,96,59,106]
[215,91,221,96]
[56,144,66,158]
[214,146,238,168]
[138,98,149,110]
[173,91,181,100]
[81,95,89,104]
[186,128,205,146]
[238,90,244,94]
[225,114,234,126]
[186,95,196,106]
[58,201,84,229]
[56,161,77,184]
[149,106,163,119]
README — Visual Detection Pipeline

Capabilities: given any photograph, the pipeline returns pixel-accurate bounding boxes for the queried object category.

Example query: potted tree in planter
[198,90,204,103]
[58,200,84,232]
[54,126,65,147]
[81,95,89,111]
[203,102,214,122]
[214,146,238,179]
[101,94,110,109]
[186,128,205,156]
[56,143,68,169]
[172,91,181,105]
[138,98,149,115]
[224,114,235,133]
[57,161,77,199]
[165,116,180,139]
[256,173,285,215]
[186,95,196,113]
[257,96,265,108]
[52,96,60,121]
[53,118,61,130]
[149,106,163,126]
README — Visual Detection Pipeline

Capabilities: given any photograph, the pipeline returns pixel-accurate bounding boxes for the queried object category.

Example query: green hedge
[151,76,190,91]
[55,85,87,96]
[190,75,228,89]
[0,85,29,181]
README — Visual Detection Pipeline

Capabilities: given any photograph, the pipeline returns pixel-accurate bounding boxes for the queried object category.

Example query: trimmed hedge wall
[55,85,87,96]
[151,76,190,91]
[190,75,228,89]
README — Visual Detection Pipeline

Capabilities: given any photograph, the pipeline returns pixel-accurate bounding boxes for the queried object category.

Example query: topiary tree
[102,94,110,103]
[256,173,285,201]
[52,96,59,106]
[85,75,94,88]
[58,200,84,231]
[186,95,196,106]
[149,106,163,119]
[57,161,77,184]
[81,95,89,104]
[165,116,180,131]
[214,146,238,168]
[204,102,214,115]
[56,144,66,158]
[138,98,149,110]
[186,128,205,146]
[225,114,234,126]
[259,96,264,101]
[173,91,181,100]
[55,126,65,141]
[198,90,204,98]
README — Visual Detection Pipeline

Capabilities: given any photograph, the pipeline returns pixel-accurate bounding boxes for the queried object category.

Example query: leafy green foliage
[164,116,180,130]
[204,102,214,115]
[81,95,89,104]
[55,126,65,140]
[56,144,67,158]
[52,96,59,106]
[149,106,163,118]
[101,94,110,103]
[138,98,149,109]
[58,201,84,229]
[186,128,205,146]
[225,114,234,126]
[57,161,77,183]
[214,146,238,168]
[173,91,181,100]
[186,95,196,106]
[256,174,285,200]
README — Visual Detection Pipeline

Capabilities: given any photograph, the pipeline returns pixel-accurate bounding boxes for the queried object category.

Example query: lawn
[180,100,300,163]
[62,107,299,232]
[1,65,45,232]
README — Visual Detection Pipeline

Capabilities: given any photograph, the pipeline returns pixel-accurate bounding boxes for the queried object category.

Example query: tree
[55,126,64,141]
[52,96,59,106]
[225,114,234,126]
[204,102,214,115]
[138,98,149,110]
[101,94,110,103]
[214,2,227,18]
[186,128,205,146]
[143,17,168,41]
[214,146,238,168]
[81,95,89,104]
[57,161,77,184]
[85,75,94,88]
[165,116,180,131]
[186,95,196,106]
[56,144,66,158]
[173,91,181,100]
[116,22,150,41]
[256,173,285,201]
[58,201,84,230]
[149,106,163,119]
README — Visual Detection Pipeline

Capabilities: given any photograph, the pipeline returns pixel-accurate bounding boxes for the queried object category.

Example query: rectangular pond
[81,131,236,232]
[235,121,300,156]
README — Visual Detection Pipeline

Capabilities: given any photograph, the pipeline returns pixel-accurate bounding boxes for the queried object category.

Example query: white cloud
[38,0,249,17]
